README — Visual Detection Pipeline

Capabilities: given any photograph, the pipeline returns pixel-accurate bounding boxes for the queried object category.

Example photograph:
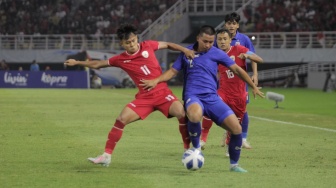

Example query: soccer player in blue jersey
[202,12,258,149]
[140,25,264,172]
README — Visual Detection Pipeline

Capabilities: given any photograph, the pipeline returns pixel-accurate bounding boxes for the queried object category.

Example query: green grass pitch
[0,87,335,188]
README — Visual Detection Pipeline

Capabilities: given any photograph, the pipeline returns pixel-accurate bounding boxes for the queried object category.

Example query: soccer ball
[181,148,204,170]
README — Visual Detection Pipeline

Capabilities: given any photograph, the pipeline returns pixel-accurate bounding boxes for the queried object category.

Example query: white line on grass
[250,116,336,133]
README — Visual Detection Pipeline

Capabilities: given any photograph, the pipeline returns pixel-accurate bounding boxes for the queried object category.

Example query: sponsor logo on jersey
[123,60,131,63]
[142,51,149,58]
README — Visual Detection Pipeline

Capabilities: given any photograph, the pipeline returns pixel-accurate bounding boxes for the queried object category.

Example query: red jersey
[108,40,168,98]
[218,45,249,99]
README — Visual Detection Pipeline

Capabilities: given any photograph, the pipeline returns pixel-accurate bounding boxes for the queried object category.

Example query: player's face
[225,21,239,35]
[120,33,139,54]
[216,32,231,52]
[196,33,215,52]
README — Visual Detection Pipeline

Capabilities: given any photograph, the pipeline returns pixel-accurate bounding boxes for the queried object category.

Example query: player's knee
[231,124,242,134]
[187,113,202,123]
[169,101,186,119]
[116,116,129,125]
[176,108,186,119]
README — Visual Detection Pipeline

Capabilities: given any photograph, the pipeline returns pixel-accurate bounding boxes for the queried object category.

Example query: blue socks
[187,121,201,149]
[241,112,249,139]
[229,133,242,165]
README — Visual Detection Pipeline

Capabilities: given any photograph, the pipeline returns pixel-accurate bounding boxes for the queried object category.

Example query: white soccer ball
[182,148,204,170]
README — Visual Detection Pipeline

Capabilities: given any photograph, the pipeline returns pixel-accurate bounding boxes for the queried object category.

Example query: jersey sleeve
[217,49,235,67]
[108,55,119,67]
[237,45,249,54]
[144,40,159,51]
[172,53,184,71]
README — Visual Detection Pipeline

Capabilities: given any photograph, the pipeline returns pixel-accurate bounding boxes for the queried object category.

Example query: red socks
[178,117,190,150]
[201,116,213,142]
[105,120,126,154]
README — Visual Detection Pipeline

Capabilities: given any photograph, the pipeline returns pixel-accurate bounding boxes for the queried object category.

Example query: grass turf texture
[0,87,335,188]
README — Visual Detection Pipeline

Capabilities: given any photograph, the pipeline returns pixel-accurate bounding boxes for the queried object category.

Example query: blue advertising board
[0,71,89,88]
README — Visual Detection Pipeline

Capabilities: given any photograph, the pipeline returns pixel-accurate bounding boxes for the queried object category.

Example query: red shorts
[217,90,247,123]
[127,88,179,120]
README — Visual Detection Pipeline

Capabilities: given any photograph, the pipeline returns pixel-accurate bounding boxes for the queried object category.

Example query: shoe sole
[87,158,110,167]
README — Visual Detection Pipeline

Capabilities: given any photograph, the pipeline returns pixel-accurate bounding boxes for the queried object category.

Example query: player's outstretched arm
[158,41,195,59]
[238,53,263,64]
[140,67,178,91]
[251,61,259,86]
[229,64,264,99]
[64,59,109,69]
[238,53,262,86]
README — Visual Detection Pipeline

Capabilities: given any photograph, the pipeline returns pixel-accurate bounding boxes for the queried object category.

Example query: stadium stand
[0,0,335,90]
[0,0,178,35]
[241,0,336,32]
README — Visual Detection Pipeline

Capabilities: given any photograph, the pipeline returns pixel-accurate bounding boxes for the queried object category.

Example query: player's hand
[183,49,195,59]
[64,59,77,66]
[139,79,158,91]
[251,74,259,86]
[252,86,264,99]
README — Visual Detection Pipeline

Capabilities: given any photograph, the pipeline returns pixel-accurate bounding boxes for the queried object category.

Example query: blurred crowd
[0,0,177,35]
[242,0,336,32]
[0,0,335,36]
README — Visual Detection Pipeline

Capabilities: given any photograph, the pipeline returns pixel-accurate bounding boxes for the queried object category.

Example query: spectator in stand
[0,0,179,35]
[243,0,335,32]
[0,59,10,71]
[30,60,40,71]
[1,0,334,35]
[45,66,51,71]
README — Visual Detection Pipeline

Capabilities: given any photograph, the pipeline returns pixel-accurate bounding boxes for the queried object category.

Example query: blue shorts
[184,94,234,126]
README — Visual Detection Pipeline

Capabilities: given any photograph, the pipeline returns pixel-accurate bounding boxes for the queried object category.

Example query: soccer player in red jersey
[64,24,195,167]
[200,28,263,153]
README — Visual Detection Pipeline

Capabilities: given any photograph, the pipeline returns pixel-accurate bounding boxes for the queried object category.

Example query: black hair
[216,28,233,38]
[198,25,216,36]
[116,24,138,40]
[224,12,240,23]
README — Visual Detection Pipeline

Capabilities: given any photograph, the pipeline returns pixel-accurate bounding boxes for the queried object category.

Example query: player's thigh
[117,106,141,124]
[221,114,242,134]
[155,91,184,118]
[184,96,203,122]
[126,99,155,120]
[167,100,185,119]
[205,98,233,126]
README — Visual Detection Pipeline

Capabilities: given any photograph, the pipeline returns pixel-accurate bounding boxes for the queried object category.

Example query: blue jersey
[172,43,235,100]
[231,31,255,53]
